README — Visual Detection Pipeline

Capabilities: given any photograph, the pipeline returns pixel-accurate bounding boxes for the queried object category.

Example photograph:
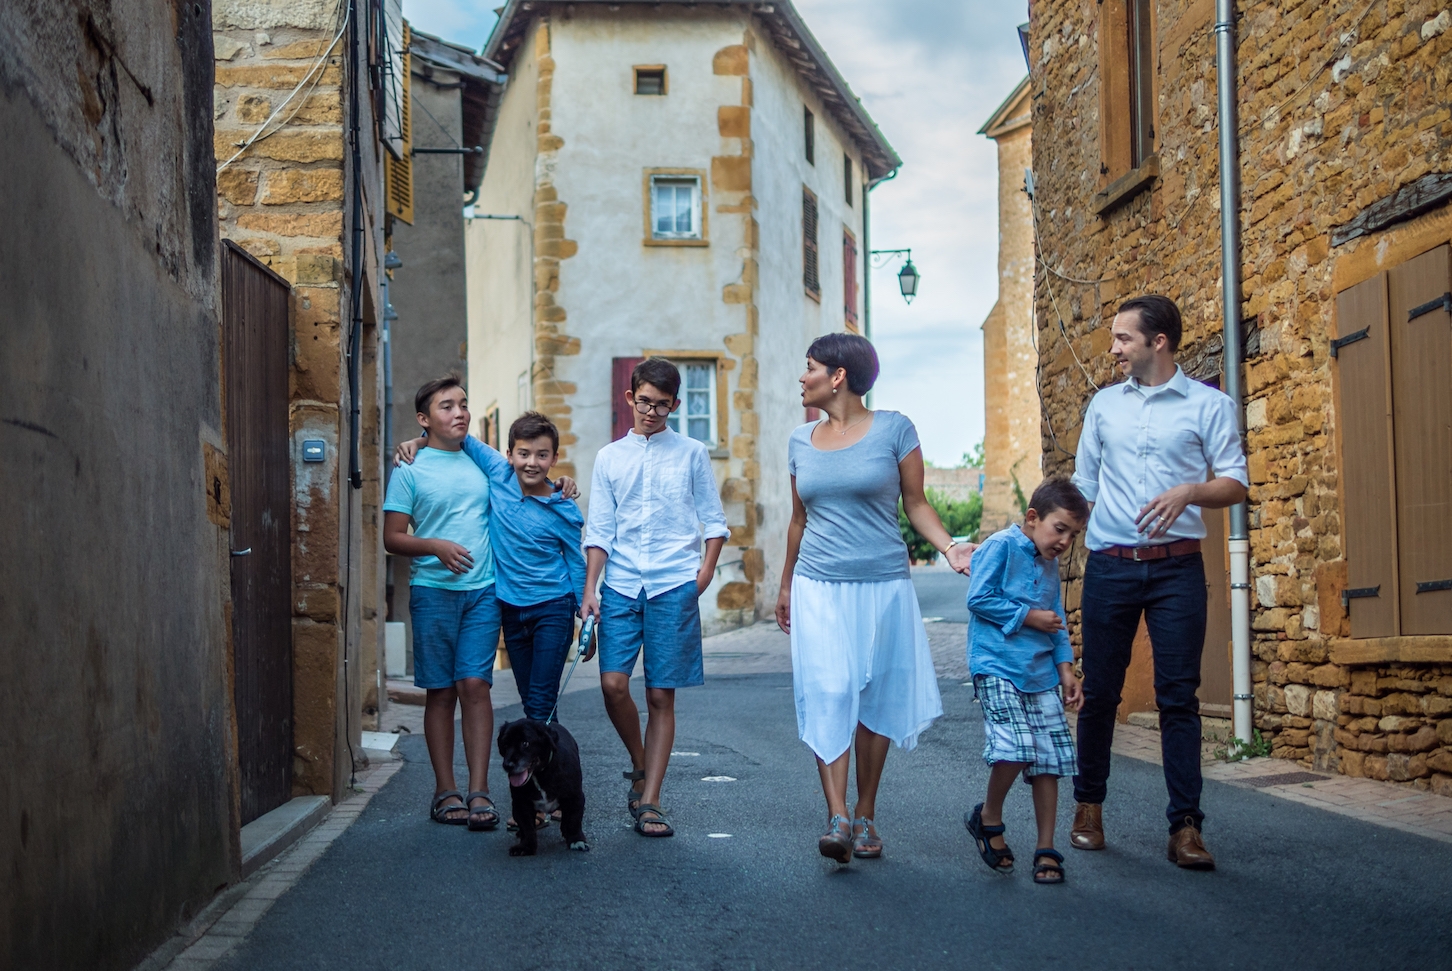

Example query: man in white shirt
[581,358,729,838]
[1068,295,1248,870]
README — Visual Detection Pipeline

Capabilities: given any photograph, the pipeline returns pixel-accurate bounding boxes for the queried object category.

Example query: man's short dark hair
[415,373,463,416]
[1118,294,1183,352]
[631,358,681,399]
[806,332,879,395]
[508,411,559,452]
[1027,476,1090,524]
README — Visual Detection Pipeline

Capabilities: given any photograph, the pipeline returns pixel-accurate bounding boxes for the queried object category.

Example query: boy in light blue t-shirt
[383,376,502,832]
[964,477,1088,885]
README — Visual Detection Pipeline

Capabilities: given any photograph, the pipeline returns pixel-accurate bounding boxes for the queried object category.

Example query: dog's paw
[568,840,590,852]
[508,843,537,857]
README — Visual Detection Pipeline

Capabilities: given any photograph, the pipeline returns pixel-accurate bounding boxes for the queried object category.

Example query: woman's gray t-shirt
[787,410,921,583]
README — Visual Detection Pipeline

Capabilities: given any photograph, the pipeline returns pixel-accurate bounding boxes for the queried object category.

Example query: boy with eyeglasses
[580,358,729,838]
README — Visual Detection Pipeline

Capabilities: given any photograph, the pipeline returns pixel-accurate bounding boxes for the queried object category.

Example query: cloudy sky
[403,0,1029,466]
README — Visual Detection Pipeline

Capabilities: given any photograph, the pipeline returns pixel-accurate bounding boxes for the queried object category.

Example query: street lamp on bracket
[870,248,919,304]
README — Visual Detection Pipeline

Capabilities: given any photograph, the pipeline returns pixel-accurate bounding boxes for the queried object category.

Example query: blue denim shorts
[409,584,501,689]
[598,581,703,689]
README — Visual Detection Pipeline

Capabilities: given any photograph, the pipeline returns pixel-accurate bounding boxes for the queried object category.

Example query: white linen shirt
[584,427,730,599]
[1071,366,1248,551]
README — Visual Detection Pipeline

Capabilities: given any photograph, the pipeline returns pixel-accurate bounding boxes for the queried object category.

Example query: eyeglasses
[633,397,675,417]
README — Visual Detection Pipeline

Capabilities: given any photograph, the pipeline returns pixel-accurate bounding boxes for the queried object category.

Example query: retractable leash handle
[545,615,595,726]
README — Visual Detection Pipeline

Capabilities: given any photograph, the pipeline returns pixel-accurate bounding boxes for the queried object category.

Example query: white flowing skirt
[790,574,943,763]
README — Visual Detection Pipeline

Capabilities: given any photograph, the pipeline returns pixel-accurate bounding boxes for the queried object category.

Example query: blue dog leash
[545,614,594,726]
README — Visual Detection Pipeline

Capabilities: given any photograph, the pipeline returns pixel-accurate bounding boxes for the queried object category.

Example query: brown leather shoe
[1167,823,1216,870]
[1069,802,1105,851]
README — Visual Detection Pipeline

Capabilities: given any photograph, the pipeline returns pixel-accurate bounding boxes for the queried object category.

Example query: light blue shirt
[1070,366,1248,551]
[382,447,495,591]
[459,436,586,608]
[584,427,730,599]
[966,524,1073,693]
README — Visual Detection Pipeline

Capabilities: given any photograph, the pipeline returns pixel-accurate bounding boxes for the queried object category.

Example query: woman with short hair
[777,332,975,863]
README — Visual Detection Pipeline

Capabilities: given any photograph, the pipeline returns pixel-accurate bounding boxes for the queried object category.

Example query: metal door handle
[231,548,252,557]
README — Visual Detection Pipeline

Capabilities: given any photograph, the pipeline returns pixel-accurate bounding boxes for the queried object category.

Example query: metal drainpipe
[1215,0,1254,744]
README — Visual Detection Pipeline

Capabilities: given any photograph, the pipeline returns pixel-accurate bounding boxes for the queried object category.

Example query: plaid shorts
[975,674,1079,779]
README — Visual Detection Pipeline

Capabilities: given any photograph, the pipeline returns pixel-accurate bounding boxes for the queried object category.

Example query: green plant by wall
[899,488,983,562]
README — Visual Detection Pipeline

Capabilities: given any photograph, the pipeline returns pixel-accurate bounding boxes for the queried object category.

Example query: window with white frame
[665,361,717,446]
[650,176,702,240]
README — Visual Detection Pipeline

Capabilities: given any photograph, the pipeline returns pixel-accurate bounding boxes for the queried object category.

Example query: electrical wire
[216,2,350,173]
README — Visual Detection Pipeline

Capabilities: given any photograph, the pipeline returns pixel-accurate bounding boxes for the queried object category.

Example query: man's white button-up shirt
[1070,366,1248,552]
[584,427,730,599]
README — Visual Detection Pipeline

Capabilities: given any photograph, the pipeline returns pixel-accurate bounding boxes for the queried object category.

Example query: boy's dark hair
[631,358,682,399]
[1118,294,1183,352]
[415,373,464,416]
[1027,476,1090,523]
[806,332,879,395]
[508,411,559,452]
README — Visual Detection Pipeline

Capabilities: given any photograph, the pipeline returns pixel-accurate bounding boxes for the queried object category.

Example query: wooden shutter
[384,23,414,224]
[802,187,819,297]
[612,356,645,441]
[843,230,858,325]
[1388,244,1452,635]
[1097,1,1133,183]
[1334,274,1398,637]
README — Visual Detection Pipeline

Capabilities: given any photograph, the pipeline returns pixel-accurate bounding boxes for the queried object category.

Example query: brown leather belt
[1099,539,1201,561]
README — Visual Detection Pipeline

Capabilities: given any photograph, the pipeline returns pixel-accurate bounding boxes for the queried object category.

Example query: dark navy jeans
[1073,551,1208,832]
[501,594,577,721]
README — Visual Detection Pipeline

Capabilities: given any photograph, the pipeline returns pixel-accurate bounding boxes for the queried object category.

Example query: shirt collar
[1008,523,1040,558]
[1124,364,1189,398]
[626,426,677,446]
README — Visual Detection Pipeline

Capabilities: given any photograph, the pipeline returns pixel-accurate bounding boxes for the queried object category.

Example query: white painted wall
[748,29,867,607]
[467,21,540,441]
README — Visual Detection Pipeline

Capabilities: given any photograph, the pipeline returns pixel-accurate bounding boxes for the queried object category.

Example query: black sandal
[624,768,646,818]
[633,804,674,838]
[430,790,467,825]
[465,792,499,831]
[1033,848,1066,884]
[965,803,1014,874]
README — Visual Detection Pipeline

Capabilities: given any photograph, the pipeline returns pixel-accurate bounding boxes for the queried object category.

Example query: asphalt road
[911,563,970,622]
[215,675,1451,971]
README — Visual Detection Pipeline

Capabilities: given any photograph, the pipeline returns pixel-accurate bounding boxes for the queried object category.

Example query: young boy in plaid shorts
[964,477,1089,884]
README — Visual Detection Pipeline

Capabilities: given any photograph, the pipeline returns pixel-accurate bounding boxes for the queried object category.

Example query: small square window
[635,66,666,95]
[665,361,718,447]
[650,176,702,240]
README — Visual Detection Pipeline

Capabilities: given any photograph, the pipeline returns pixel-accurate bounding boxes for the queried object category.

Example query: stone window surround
[642,347,731,457]
[633,64,667,96]
[642,167,709,246]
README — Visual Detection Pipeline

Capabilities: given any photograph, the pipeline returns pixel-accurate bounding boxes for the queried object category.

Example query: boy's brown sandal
[1070,802,1105,850]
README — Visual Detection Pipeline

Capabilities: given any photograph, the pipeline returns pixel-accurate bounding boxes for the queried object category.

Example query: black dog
[497,718,588,856]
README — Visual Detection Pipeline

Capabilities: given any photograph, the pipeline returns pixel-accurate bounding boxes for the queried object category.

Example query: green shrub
[899,488,983,563]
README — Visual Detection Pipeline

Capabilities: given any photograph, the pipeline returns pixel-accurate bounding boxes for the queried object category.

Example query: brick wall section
[1030,0,1452,794]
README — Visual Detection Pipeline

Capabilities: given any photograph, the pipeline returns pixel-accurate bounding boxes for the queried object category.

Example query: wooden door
[222,241,294,825]
[1387,245,1452,635]
[1199,507,1232,714]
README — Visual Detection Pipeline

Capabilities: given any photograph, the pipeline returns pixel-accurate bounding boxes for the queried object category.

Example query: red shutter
[1334,274,1398,638]
[612,356,645,441]
[843,230,858,324]
[1387,244,1452,635]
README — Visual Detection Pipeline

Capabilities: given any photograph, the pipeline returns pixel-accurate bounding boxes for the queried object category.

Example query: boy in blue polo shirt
[964,477,1089,885]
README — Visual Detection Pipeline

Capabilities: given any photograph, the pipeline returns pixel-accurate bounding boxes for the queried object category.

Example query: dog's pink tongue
[508,769,530,788]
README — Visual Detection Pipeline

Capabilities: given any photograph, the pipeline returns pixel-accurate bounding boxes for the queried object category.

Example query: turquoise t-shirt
[382,447,495,590]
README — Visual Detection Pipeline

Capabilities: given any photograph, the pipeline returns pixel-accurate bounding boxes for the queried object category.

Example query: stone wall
[1030,0,1452,789]
[213,0,382,797]
[0,2,234,968]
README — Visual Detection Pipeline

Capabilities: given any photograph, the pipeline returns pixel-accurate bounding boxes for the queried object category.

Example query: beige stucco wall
[980,103,1041,533]
[467,7,871,632]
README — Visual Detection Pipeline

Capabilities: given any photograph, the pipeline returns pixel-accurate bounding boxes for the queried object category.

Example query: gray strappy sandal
[465,791,499,831]
[819,814,852,864]
[633,803,674,837]
[430,790,467,825]
[851,816,883,859]
[624,768,646,818]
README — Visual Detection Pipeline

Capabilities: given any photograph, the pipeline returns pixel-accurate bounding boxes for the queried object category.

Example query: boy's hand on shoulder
[554,476,580,499]
[431,540,474,574]
[393,436,424,467]
[1059,664,1083,712]
[1024,609,1065,634]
